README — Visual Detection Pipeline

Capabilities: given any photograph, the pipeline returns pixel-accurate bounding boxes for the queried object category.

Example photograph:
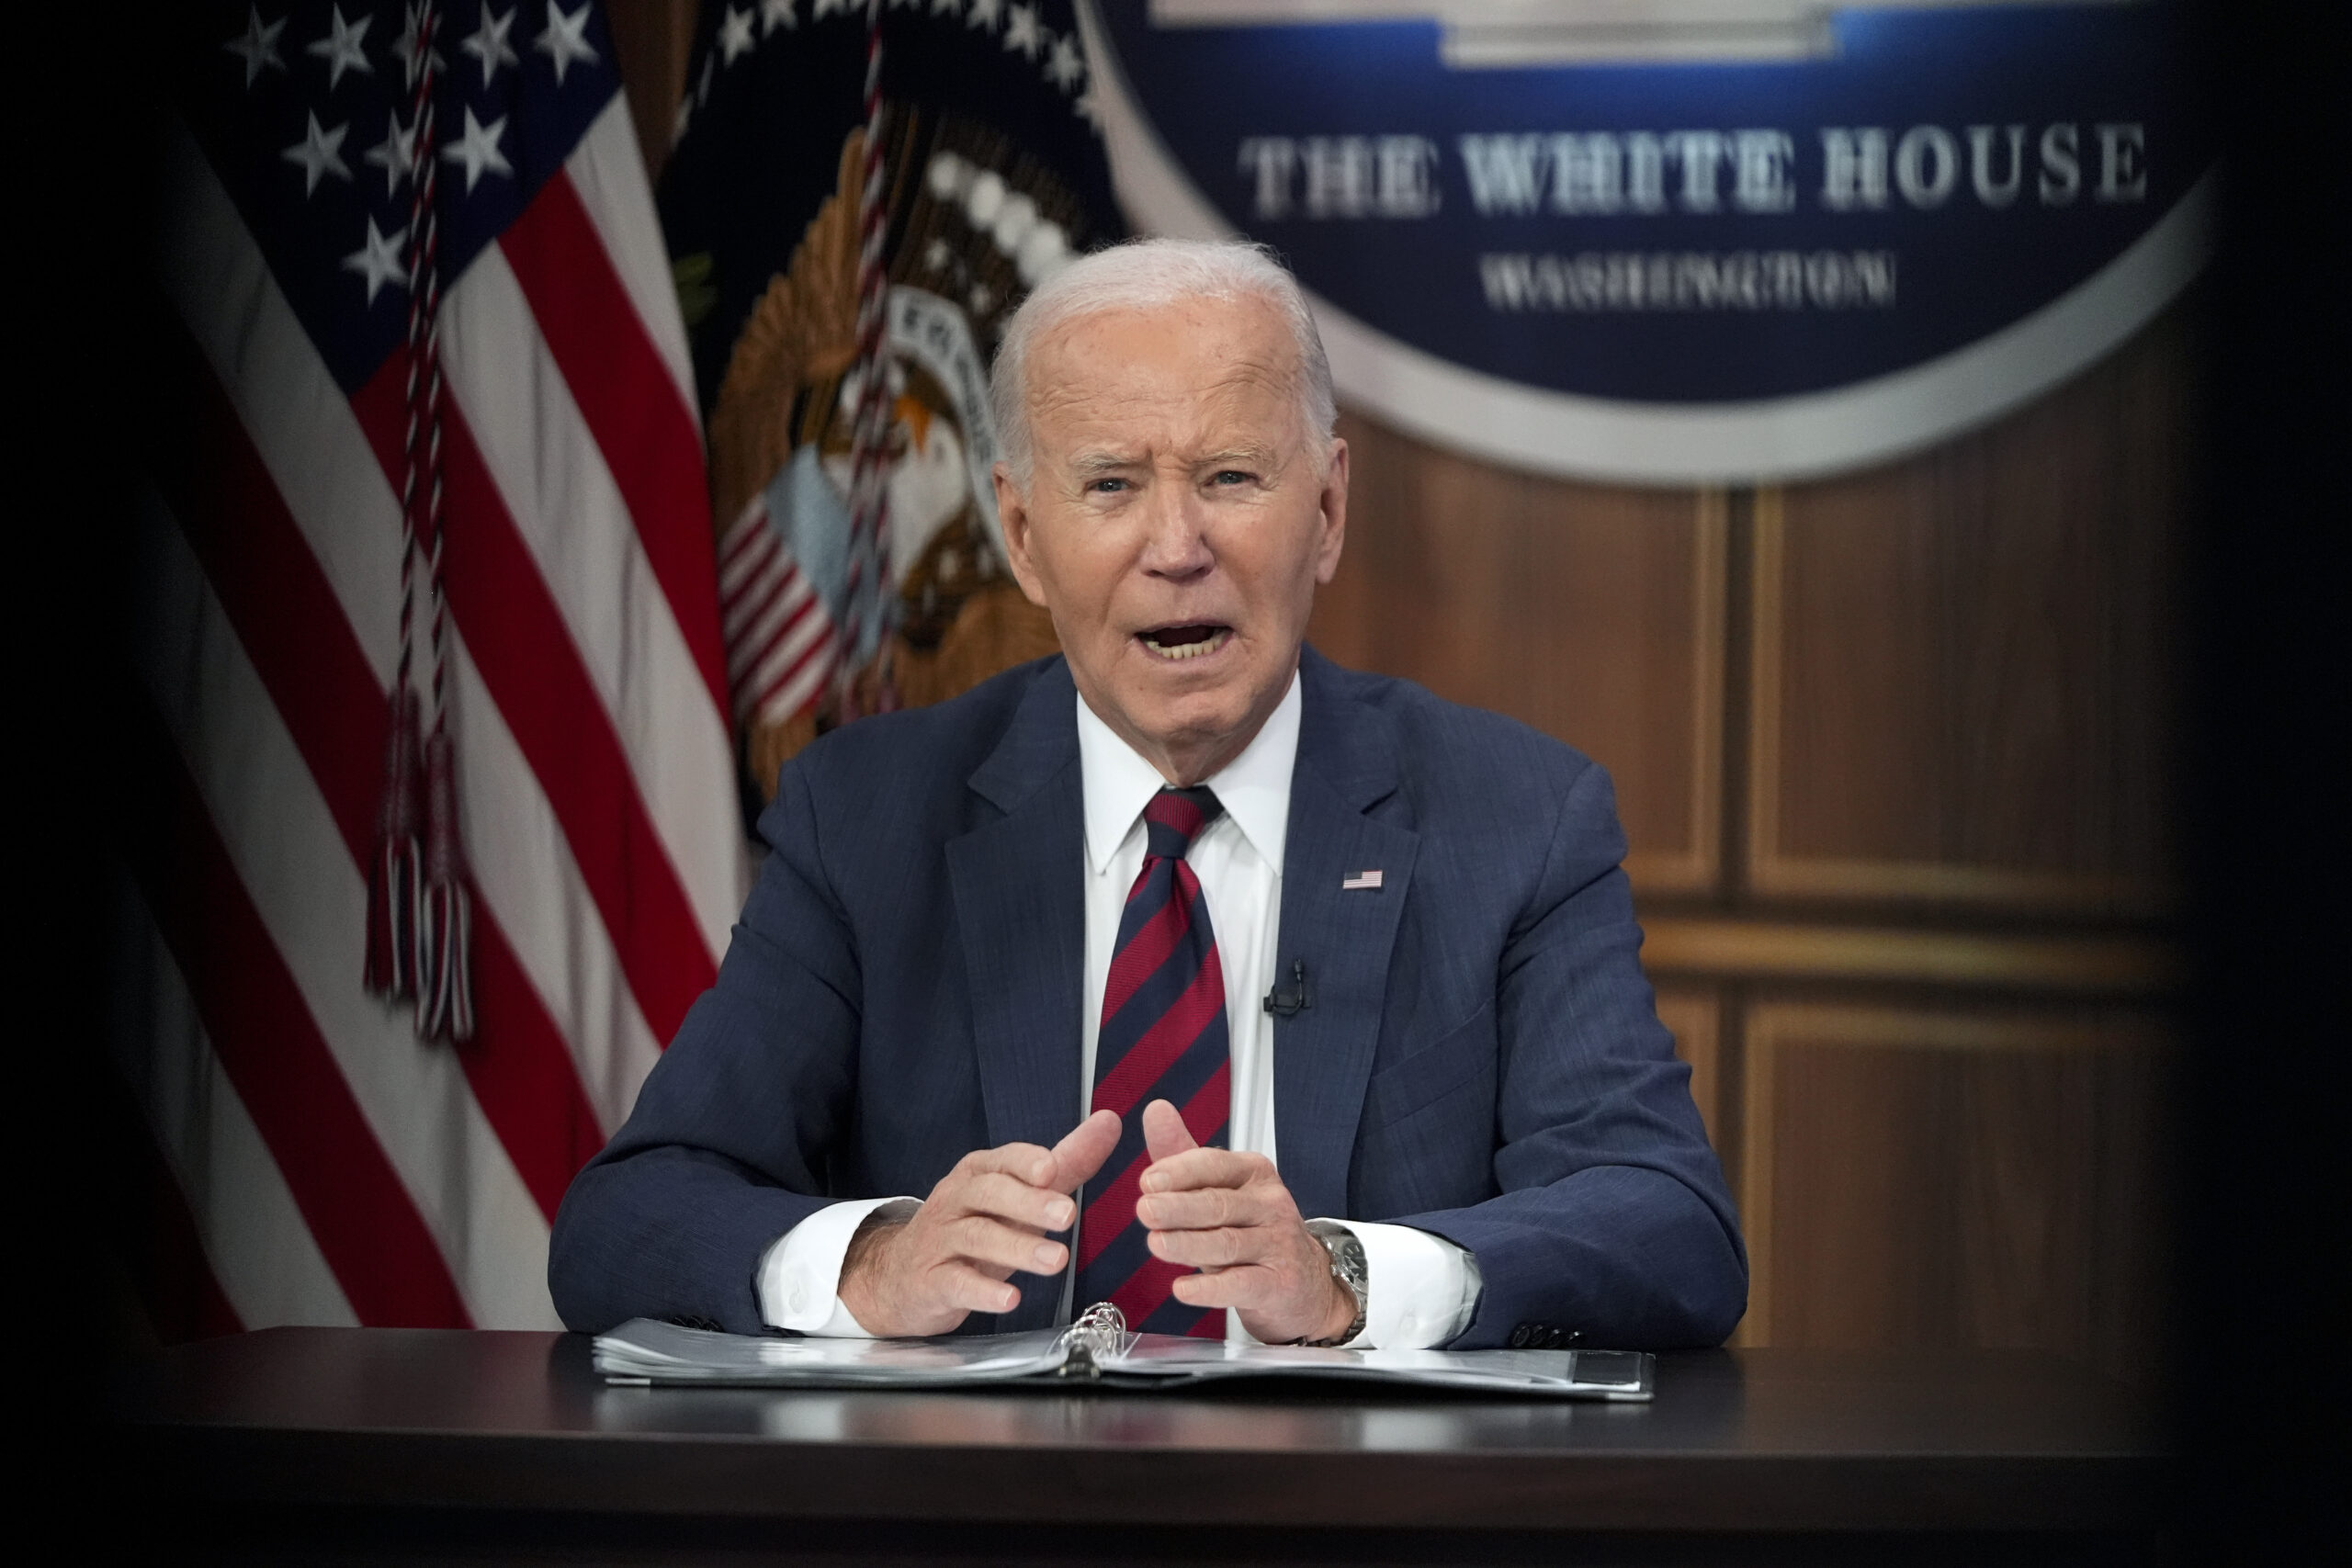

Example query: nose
[1137,484,1214,582]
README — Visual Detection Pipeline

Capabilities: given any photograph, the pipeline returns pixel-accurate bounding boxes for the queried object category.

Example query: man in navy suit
[550,240,1745,1350]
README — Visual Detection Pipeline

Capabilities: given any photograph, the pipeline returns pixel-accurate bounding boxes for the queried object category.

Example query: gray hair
[989,238,1337,489]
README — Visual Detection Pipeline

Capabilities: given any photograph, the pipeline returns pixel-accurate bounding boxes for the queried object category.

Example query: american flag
[120,0,741,1332]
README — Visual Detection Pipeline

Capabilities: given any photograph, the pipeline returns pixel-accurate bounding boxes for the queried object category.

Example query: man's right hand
[837,1110,1121,1337]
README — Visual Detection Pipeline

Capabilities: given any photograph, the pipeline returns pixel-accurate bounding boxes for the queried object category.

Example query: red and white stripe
[718,496,838,731]
[129,95,739,1331]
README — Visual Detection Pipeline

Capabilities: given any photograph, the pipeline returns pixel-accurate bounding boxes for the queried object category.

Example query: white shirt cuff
[755,1197,918,1335]
[1321,1219,1482,1350]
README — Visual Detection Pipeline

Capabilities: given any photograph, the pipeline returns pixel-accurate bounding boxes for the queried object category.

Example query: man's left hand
[1133,1100,1358,1346]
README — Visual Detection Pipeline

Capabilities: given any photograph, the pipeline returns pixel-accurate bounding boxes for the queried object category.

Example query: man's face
[995,295,1348,784]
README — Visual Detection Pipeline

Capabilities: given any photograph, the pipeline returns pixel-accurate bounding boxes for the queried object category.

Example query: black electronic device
[1263,960,1313,1018]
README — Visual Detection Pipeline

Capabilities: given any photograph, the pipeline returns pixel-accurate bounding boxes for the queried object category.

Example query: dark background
[2175,2,2348,1554]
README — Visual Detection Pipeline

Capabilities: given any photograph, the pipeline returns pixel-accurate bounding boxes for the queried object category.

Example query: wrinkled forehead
[1023,295,1305,453]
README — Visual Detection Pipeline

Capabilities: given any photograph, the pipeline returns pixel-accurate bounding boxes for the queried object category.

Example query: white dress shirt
[757,671,1481,1347]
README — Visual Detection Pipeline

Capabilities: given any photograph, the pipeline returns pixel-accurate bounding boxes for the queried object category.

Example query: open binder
[594,1303,1655,1398]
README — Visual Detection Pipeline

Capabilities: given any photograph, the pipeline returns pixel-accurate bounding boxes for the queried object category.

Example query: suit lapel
[1272,651,1418,1224]
[946,662,1086,1328]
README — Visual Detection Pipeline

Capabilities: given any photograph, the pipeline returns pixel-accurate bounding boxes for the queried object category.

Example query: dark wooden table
[104,1329,2164,1565]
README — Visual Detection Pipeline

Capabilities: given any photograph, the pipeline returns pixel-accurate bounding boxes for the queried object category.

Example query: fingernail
[1050,1201,1074,1227]
[1035,1242,1060,1268]
[1135,1198,1156,1225]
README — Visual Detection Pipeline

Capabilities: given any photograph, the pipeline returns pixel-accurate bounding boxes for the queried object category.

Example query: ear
[993,462,1051,609]
[1313,436,1349,586]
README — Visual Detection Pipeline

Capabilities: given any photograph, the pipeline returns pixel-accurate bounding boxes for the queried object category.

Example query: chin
[1136,685,1259,752]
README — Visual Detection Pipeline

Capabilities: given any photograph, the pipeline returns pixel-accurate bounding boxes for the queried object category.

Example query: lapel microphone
[1262,959,1313,1019]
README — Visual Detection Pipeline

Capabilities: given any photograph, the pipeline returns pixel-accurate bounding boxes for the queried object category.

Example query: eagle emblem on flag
[661,0,1124,801]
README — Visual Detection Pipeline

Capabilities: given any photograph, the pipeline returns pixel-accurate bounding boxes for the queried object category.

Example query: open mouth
[1137,624,1233,661]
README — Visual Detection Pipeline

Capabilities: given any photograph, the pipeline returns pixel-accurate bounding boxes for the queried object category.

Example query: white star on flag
[441,105,514,193]
[461,5,520,87]
[364,108,416,197]
[342,216,408,304]
[813,0,854,20]
[282,111,353,196]
[1003,6,1044,61]
[932,0,963,16]
[536,2,601,85]
[967,0,1004,32]
[1045,34,1083,90]
[718,6,756,64]
[307,6,375,90]
[224,6,288,88]
[760,0,798,33]
[392,1,447,88]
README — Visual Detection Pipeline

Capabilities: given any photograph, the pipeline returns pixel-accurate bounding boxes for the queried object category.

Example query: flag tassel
[415,728,474,1043]
[364,688,425,998]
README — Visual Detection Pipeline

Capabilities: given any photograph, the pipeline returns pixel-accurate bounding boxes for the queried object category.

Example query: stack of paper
[593,1318,1654,1399]
[593,1322,1075,1387]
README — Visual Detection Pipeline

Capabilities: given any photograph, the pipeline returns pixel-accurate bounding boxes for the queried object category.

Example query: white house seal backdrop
[1080,0,2211,483]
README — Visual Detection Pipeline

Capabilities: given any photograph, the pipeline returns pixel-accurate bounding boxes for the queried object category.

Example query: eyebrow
[1065,444,1283,476]
[1195,445,1281,470]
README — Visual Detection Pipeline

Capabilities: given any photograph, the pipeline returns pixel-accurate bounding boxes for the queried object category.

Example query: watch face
[1306,1222,1370,1319]
[1328,1234,1368,1292]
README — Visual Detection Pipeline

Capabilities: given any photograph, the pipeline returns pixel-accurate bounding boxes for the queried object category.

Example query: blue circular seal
[1081,1,2211,481]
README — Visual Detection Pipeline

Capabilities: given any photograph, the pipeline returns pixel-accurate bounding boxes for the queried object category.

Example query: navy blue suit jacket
[550,649,1747,1348]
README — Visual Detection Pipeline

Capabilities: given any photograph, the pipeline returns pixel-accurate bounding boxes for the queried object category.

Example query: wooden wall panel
[1737,1004,2170,1384]
[1311,413,1724,893]
[1750,316,2190,911]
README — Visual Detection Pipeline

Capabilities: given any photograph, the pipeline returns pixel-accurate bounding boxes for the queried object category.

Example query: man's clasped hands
[837,1101,1359,1346]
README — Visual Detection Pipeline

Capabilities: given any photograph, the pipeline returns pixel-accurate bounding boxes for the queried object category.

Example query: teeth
[1142,629,1230,660]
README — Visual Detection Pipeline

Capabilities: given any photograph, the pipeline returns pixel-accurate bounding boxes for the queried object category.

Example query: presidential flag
[119,0,740,1333]
[659,0,1124,799]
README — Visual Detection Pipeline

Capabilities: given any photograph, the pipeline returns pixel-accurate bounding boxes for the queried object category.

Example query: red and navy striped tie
[1077,785,1231,1338]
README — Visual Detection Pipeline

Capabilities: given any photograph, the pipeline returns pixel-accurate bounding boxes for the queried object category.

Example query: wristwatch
[1303,1220,1369,1348]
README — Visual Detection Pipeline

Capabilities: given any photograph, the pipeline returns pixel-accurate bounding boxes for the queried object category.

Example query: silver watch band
[1303,1219,1369,1348]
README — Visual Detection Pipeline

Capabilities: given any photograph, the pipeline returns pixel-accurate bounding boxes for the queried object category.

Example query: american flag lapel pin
[1341,870,1384,890]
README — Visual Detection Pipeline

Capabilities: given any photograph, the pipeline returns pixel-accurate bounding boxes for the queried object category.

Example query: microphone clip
[1262,959,1313,1019]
